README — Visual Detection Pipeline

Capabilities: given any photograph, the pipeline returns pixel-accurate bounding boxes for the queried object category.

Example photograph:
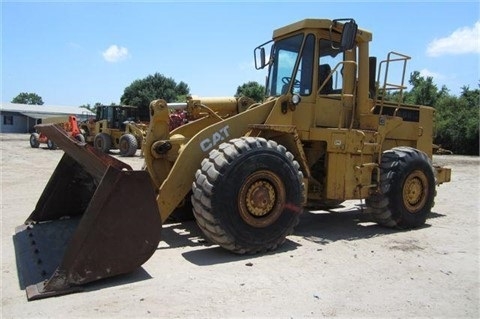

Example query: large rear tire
[94,133,111,153]
[192,137,304,254]
[366,147,436,229]
[119,134,138,157]
[30,133,40,148]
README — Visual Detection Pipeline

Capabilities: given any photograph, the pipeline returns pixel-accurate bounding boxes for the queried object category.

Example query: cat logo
[200,125,230,152]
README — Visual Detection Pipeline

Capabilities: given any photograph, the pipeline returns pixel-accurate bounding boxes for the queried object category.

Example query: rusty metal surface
[14,167,162,300]
[14,124,162,300]
[25,281,83,301]
[28,153,96,222]
[35,123,132,182]
[14,219,80,290]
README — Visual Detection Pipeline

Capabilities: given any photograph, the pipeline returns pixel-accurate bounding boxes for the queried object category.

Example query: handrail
[373,51,411,116]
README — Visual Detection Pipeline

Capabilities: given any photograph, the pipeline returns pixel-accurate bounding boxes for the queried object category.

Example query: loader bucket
[13,123,162,301]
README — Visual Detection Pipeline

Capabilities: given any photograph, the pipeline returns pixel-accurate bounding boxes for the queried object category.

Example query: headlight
[291,94,301,105]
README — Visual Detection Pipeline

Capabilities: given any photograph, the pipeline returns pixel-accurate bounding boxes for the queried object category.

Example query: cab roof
[272,18,372,42]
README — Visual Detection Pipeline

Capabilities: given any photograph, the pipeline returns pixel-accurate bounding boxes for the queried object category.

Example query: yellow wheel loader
[14,18,451,300]
[80,104,148,157]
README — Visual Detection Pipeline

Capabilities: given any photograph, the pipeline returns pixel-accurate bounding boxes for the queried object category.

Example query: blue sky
[2,1,479,106]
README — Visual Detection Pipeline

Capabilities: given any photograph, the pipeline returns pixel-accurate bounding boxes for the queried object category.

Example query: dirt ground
[1,133,479,318]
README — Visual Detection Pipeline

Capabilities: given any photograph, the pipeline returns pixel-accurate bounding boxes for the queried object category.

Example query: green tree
[435,87,479,155]
[235,81,265,102]
[11,92,44,105]
[402,71,449,107]
[383,72,478,155]
[120,73,190,120]
[383,71,448,107]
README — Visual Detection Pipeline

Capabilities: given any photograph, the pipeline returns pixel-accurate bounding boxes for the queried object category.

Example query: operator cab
[254,19,358,101]
[96,105,139,130]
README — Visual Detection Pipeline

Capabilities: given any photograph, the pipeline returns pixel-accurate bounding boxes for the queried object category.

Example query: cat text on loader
[13,18,451,301]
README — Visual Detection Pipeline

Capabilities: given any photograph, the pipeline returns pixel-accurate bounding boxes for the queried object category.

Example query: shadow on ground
[14,206,445,300]
[159,203,445,266]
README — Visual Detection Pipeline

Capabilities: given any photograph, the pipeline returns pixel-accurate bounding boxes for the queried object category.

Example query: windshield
[266,34,304,97]
[266,33,316,97]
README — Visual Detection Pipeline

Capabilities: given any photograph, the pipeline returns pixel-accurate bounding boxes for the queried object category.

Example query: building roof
[0,102,94,117]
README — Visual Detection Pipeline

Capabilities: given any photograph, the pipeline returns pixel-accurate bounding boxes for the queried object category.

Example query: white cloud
[419,68,445,81]
[426,21,480,57]
[102,45,129,62]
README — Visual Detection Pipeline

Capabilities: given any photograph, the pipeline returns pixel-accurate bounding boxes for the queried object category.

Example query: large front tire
[119,134,138,157]
[192,137,304,254]
[366,147,436,229]
[94,133,111,153]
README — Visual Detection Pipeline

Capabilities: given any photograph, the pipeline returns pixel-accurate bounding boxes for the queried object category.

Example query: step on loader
[14,18,451,301]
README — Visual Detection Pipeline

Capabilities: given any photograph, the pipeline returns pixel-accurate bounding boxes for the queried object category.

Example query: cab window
[318,39,344,94]
[291,34,315,96]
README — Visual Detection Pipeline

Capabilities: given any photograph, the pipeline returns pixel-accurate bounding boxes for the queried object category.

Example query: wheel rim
[238,170,285,228]
[402,170,429,213]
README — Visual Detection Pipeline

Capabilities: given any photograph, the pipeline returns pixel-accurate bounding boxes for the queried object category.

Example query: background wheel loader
[80,104,149,156]
[14,18,451,300]
[29,115,84,149]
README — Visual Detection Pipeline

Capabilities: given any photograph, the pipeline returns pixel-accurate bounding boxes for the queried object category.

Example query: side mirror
[331,19,358,51]
[254,40,273,70]
[260,47,266,68]
[340,20,358,51]
[254,47,266,70]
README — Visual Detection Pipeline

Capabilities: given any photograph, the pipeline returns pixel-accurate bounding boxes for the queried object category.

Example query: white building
[0,102,94,133]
